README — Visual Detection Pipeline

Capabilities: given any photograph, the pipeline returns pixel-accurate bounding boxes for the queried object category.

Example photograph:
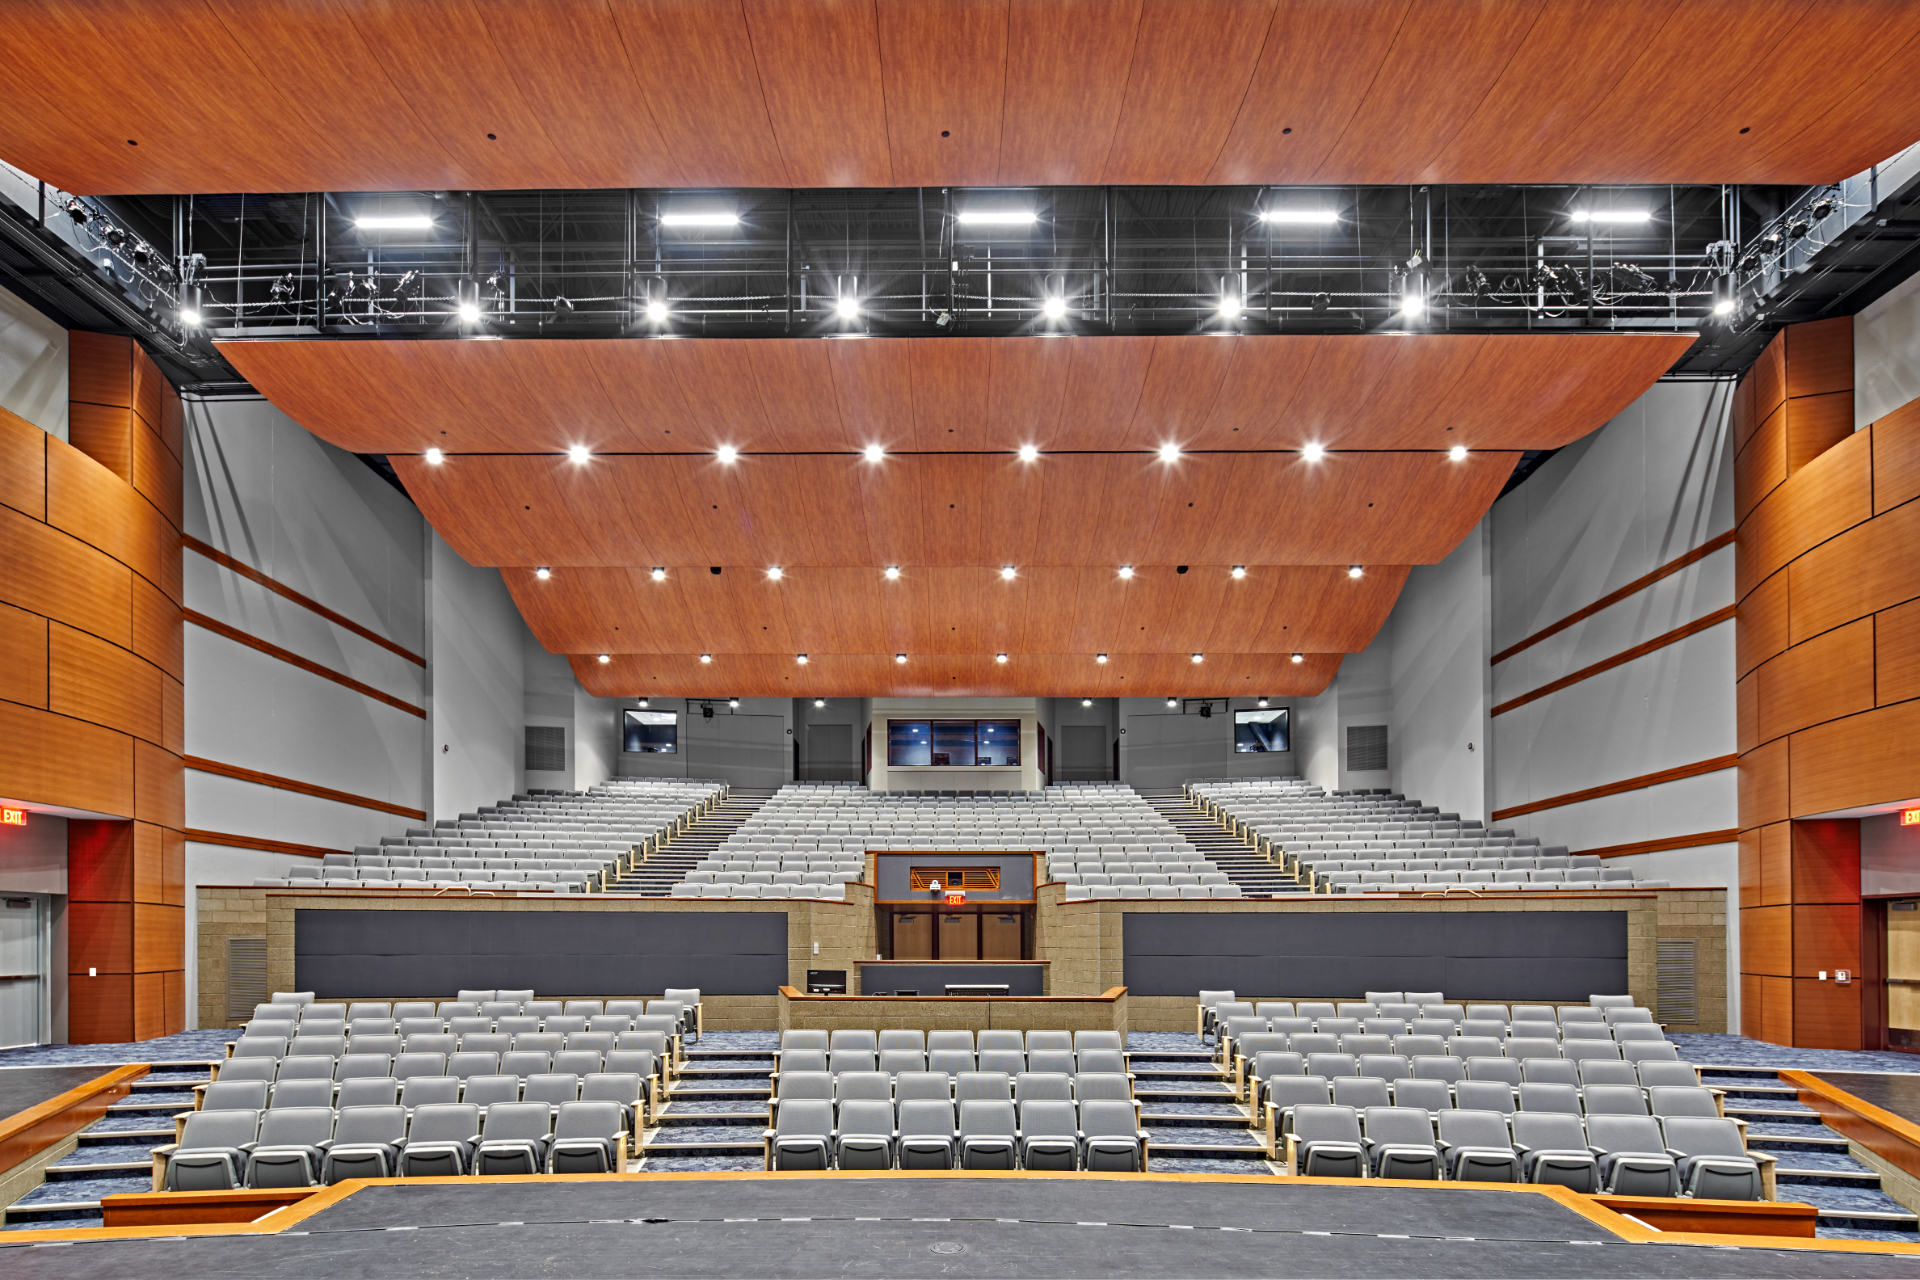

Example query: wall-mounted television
[1234,707,1289,753]
[623,709,679,753]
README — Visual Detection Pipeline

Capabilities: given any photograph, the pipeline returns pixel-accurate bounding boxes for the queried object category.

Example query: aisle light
[425,448,444,464]
[1257,697,1269,707]
[728,697,740,708]
[637,698,649,707]
[1448,445,1468,461]
[815,699,826,708]
[1082,699,1093,707]
[1166,697,1178,708]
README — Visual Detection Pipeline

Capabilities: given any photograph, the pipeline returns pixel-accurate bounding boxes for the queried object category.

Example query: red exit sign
[1903,809,1920,827]
[0,808,24,826]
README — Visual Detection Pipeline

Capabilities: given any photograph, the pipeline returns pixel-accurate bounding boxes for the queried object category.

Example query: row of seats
[1247,1052,1702,1108]
[1057,871,1234,885]
[769,1095,1144,1172]
[196,1068,647,1131]
[214,1048,662,1093]
[776,1069,1130,1106]
[774,1049,1128,1078]
[778,1029,1111,1052]
[230,1030,674,1064]
[163,1101,627,1189]
[665,882,850,898]
[1281,1103,1755,1197]
[241,1014,683,1041]
[1064,884,1245,899]
[681,869,861,883]
[248,994,695,1021]
[1224,1033,1675,1068]
[255,877,579,892]
[1197,990,1647,1038]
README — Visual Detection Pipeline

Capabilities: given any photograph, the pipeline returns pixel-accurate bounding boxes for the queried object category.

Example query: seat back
[1073,1072,1132,1101]
[1265,1076,1332,1109]
[1014,1073,1072,1101]
[337,1078,401,1109]
[1647,1086,1719,1118]
[1020,1098,1077,1139]
[926,1031,975,1052]
[447,1051,499,1081]
[257,1106,335,1148]
[775,1071,834,1100]
[270,1078,334,1109]
[878,1029,925,1052]
[1521,1058,1579,1086]
[959,1098,1017,1139]
[1584,1113,1665,1155]
[1578,1060,1639,1088]
[775,1097,834,1138]
[1291,1103,1361,1145]
[463,1074,521,1107]
[836,1097,895,1138]
[956,1072,1013,1102]
[1636,1061,1700,1089]
[1331,1076,1389,1109]
[405,1102,480,1144]
[1254,1051,1307,1079]
[834,1071,893,1101]
[1078,1098,1139,1140]
[1411,1057,1465,1085]
[523,1073,580,1107]
[1453,1080,1515,1115]
[1658,1114,1747,1157]
[1518,1082,1582,1115]
[896,1097,956,1139]
[479,1100,551,1142]
[1391,1078,1451,1113]
[180,1108,260,1149]
[781,1030,830,1052]
[829,1029,878,1052]
[202,1080,269,1111]
[1363,1105,1437,1148]
[332,1104,406,1146]
[894,1072,953,1101]
[1465,1057,1521,1086]
[1510,1110,1585,1153]
[1026,1031,1073,1053]
[1438,1108,1512,1150]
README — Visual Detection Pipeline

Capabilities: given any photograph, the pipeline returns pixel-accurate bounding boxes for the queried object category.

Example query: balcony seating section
[1182,777,1669,892]
[253,778,727,893]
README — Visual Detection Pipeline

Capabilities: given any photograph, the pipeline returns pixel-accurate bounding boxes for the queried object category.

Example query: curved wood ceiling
[8,1,1920,194]
[221,329,1684,695]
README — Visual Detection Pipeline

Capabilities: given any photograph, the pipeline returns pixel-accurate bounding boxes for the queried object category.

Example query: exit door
[0,896,46,1048]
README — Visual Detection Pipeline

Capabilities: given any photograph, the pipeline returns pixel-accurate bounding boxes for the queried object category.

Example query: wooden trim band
[1491,529,1735,666]
[182,829,347,860]
[184,609,425,719]
[184,757,425,820]
[1491,605,1736,717]
[1782,1068,1920,1184]
[185,535,425,667]
[1492,755,1737,822]
[0,1064,147,1177]
[1577,829,1739,860]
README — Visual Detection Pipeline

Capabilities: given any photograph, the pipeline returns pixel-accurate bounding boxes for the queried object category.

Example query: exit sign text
[0,808,24,826]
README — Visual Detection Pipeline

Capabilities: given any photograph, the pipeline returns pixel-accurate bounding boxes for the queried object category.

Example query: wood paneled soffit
[221,333,1692,458]
[10,1,1920,193]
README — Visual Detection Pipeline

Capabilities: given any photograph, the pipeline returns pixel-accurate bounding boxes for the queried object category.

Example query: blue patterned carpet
[0,1029,231,1067]
[1672,1033,1920,1073]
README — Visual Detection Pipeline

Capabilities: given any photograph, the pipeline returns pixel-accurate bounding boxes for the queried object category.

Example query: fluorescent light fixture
[650,567,666,581]
[456,301,481,322]
[795,653,807,664]
[1218,295,1243,320]
[699,653,712,663]
[1448,445,1468,461]
[863,444,885,462]
[895,653,907,664]
[1301,443,1325,462]
[1000,566,1017,581]
[716,445,738,464]
[1017,444,1039,463]
[883,566,901,580]
[568,444,591,463]
[645,300,669,322]
[597,654,610,664]
[1231,565,1246,579]
[996,653,1009,663]
[1570,210,1650,224]
[424,448,444,465]
[1158,443,1181,463]
[1348,565,1364,579]
[1260,209,1339,224]
[355,214,433,230]
[535,567,552,580]
[957,210,1036,226]
[835,296,860,319]
[1191,653,1204,663]
[1042,296,1067,319]
[1117,565,1134,580]
[661,212,739,227]
[1291,652,1304,663]
[766,566,783,581]
[1096,654,1108,664]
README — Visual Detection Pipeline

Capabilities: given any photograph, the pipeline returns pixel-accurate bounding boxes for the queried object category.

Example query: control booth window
[1234,707,1289,753]
[623,709,679,753]
[888,719,1021,767]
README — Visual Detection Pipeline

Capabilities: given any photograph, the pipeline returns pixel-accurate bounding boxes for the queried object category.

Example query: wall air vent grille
[225,937,267,1022]
[525,725,566,773]
[1656,938,1698,1026]
[1346,724,1388,773]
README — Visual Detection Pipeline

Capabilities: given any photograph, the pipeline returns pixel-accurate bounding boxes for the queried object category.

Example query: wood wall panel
[134,741,186,830]
[129,576,184,683]
[1732,375,1757,453]
[131,416,183,528]
[1749,333,1787,429]
[1754,617,1873,746]
[133,971,165,1041]
[46,444,180,603]
[1792,977,1861,1050]
[1760,822,1791,907]
[1876,598,1920,706]
[66,976,132,1046]
[1738,828,1759,909]
[66,332,130,408]
[1735,405,1786,521]
[1786,392,1855,475]
[68,820,133,904]
[133,903,184,974]
[67,902,133,974]
[49,624,163,746]
[133,822,165,906]
[1738,736,1788,831]
[1742,905,1791,976]
[1736,568,1789,678]
[1785,315,1855,399]
[1791,820,1861,908]
[161,827,185,907]
[1872,397,1920,514]
[0,602,49,711]
[1789,496,1920,645]
[0,408,46,520]
[0,701,134,817]
[1736,671,1758,756]
[67,403,134,482]
[1789,699,1920,819]
[1737,426,1871,599]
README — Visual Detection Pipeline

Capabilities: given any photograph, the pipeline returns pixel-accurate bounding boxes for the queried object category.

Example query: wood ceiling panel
[913,456,988,567]
[1312,0,1546,184]
[974,452,1046,568]
[742,0,894,187]
[344,0,585,188]
[995,0,1140,185]
[858,454,926,570]
[1207,0,1409,184]
[878,0,1009,186]
[1030,454,1136,567]
[1421,0,1680,184]
[828,339,917,452]
[469,0,684,188]
[1052,338,1155,450]
[985,340,1072,448]
[746,342,850,451]
[606,0,790,186]
[1655,0,1920,182]
[1100,0,1279,184]
[1128,338,1237,451]
[776,569,863,653]
[1541,0,1813,181]
[1140,454,1239,566]
[1418,333,1698,450]
[1267,336,1405,448]
[581,341,699,450]
[663,342,770,451]
[908,340,993,451]
[1744,23,1920,183]
[1335,335,1487,451]
[1196,336,1322,449]
[216,342,399,453]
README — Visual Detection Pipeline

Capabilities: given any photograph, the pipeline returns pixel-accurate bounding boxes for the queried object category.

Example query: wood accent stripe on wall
[184,757,425,820]
[1491,605,1737,717]
[184,536,425,667]
[1492,529,1736,666]
[1492,755,1739,822]
[183,610,424,719]
[182,829,346,860]
[1579,830,1740,860]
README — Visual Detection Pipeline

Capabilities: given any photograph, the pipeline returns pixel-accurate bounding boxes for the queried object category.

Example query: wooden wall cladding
[219,333,1693,458]
[10,1,1920,193]
[0,338,185,1042]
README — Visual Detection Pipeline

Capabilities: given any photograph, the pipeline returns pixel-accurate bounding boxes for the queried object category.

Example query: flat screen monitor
[1234,707,1290,753]
[623,709,679,753]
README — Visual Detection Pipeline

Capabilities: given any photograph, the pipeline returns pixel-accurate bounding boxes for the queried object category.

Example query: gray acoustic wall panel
[1121,911,1626,1001]
[859,963,1046,997]
[295,909,787,998]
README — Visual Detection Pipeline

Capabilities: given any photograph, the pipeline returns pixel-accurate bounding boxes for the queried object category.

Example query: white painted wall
[428,531,526,818]
[1857,269,1920,428]
[1389,522,1491,819]
[1291,686,1340,793]
[0,281,67,438]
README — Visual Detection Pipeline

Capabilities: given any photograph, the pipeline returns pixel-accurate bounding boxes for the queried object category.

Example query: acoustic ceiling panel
[8,1,1920,193]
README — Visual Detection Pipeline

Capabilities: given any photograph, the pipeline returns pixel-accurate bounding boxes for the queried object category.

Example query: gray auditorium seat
[768,1097,833,1170]
[321,1105,406,1182]
[1018,1099,1080,1171]
[548,1101,624,1174]
[474,1101,553,1175]
[1362,1106,1441,1179]
[1389,1078,1451,1116]
[958,1098,1020,1170]
[166,1109,259,1190]
[1510,1112,1598,1192]
[1585,1114,1680,1196]
[1291,1104,1364,1178]
[400,1103,482,1177]
[1661,1116,1761,1200]
[246,1107,334,1187]
[895,1098,957,1169]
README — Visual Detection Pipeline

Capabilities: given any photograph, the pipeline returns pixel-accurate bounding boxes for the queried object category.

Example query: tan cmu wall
[1655,888,1729,1033]
[196,886,270,1028]
[779,988,1125,1035]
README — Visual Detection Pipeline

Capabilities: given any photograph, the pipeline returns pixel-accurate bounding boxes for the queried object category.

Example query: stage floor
[0,1067,118,1124]
[5,1175,1919,1278]
[1812,1072,1920,1127]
